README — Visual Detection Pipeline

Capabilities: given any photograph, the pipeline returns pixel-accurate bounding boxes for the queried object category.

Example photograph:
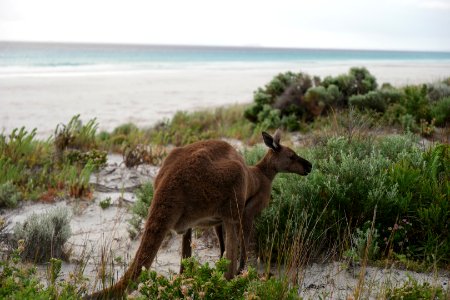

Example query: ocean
[1,41,450,74]
[1,41,450,138]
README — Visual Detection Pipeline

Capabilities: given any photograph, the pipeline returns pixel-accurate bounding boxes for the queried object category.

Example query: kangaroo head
[262,130,312,175]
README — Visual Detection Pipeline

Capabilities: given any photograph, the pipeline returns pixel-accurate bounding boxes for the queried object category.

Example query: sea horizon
[1,41,450,70]
[2,40,450,54]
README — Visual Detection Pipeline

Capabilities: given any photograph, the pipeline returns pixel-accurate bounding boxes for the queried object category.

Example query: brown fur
[86,130,312,299]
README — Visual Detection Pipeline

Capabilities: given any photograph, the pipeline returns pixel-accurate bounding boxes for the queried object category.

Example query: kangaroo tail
[85,199,175,299]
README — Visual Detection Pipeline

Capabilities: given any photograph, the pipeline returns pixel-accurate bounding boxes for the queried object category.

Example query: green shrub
[304,84,341,116]
[427,82,450,102]
[401,85,430,121]
[128,182,154,239]
[384,103,408,125]
[322,67,377,105]
[0,181,22,208]
[13,207,71,262]
[400,114,419,132]
[253,135,450,265]
[430,96,450,126]
[244,72,312,124]
[349,89,403,112]
[135,257,298,300]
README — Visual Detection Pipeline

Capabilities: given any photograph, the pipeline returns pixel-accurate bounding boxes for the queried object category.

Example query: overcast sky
[0,0,449,51]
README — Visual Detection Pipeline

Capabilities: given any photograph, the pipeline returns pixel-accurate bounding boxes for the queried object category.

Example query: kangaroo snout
[303,159,312,174]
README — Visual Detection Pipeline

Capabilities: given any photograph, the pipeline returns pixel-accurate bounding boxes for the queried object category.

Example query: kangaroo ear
[262,131,281,152]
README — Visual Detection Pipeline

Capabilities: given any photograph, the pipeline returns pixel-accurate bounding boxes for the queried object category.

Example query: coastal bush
[322,67,378,106]
[13,207,71,262]
[253,134,450,267]
[430,96,450,126]
[0,181,22,208]
[245,68,382,131]
[244,72,312,123]
[401,85,430,122]
[349,88,403,112]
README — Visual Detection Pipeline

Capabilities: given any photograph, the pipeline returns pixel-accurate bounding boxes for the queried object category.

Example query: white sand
[1,61,450,139]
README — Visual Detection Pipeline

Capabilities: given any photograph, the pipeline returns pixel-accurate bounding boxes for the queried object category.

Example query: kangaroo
[86,130,312,299]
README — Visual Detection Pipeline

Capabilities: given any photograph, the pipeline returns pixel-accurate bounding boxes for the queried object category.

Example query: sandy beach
[1,61,450,139]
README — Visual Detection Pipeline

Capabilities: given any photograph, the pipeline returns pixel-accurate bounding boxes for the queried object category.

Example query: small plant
[123,144,166,168]
[385,276,446,300]
[99,197,112,209]
[54,115,98,158]
[345,222,380,262]
[246,277,300,300]
[13,207,71,262]
[0,181,22,208]
[59,161,95,198]
[66,149,107,170]
[0,245,85,299]
[128,182,154,239]
[47,258,62,285]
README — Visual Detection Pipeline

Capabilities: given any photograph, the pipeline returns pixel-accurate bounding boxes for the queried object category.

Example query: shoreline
[1,61,450,139]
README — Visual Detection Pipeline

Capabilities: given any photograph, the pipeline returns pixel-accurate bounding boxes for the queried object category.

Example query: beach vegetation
[12,207,71,263]
[99,197,112,209]
[123,144,166,167]
[1,68,450,299]
[384,277,447,300]
[135,257,299,300]
[0,181,22,208]
[128,182,154,239]
[245,68,450,142]
[251,134,450,268]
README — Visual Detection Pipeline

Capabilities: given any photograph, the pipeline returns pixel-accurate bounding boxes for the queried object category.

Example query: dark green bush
[322,67,377,106]
[244,72,312,124]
